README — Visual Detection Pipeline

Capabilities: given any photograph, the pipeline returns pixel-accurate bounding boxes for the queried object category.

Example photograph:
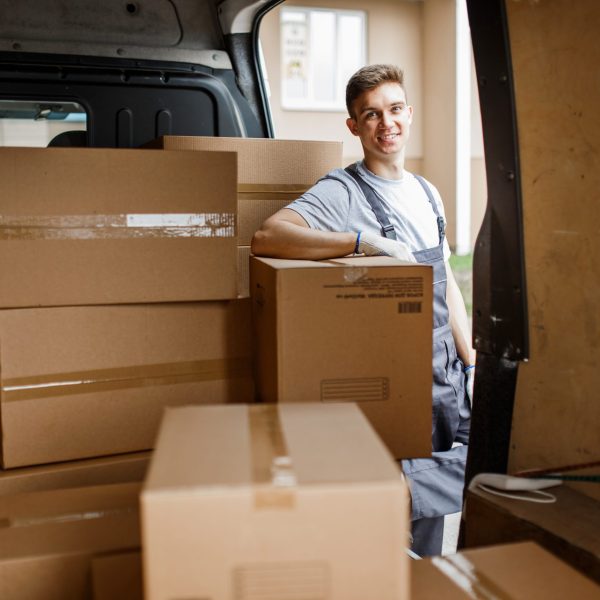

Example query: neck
[363,151,405,180]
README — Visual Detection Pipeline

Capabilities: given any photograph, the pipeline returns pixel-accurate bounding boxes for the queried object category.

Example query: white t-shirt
[287,161,451,260]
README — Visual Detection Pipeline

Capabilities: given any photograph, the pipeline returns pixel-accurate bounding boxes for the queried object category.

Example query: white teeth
[379,133,399,141]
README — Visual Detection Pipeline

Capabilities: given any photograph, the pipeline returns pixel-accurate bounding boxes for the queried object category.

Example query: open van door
[0,0,281,147]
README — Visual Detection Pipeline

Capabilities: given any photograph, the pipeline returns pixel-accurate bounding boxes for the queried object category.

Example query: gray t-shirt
[287,161,451,261]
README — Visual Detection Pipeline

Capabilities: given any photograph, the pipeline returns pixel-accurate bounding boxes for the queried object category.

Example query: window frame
[280,6,367,112]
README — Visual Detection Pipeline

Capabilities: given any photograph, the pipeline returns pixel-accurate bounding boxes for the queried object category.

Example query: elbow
[250,228,266,256]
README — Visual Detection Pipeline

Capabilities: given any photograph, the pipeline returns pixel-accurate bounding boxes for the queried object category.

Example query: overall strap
[413,174,445,244]
[345,165,397,240]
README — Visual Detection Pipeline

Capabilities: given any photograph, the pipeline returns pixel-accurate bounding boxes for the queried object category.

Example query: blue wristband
[464,365,475,373]
[354,232,361,254]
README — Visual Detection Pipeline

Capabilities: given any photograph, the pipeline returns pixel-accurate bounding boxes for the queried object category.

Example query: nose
[379,111,394,128]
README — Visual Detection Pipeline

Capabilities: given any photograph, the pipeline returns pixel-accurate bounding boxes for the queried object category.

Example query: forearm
[251,214,356,260]
[446,262,476,367]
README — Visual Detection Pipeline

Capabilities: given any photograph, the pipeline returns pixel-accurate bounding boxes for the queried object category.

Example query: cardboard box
[0,147,238,307]
[238,245,251,297]
[142,403,410,600]
[412,541,599,599]
[0,451,151,497]
[0,482,141,600]
[464,483,600,584]
[0,300,254,468]
[250,256,433,459]
[147,136,343,245]
[92,552,143,600]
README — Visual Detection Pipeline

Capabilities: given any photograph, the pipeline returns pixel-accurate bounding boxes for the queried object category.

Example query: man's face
[346,82,413,161]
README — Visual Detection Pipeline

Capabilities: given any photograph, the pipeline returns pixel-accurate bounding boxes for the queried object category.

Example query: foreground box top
[0,147,238,307]
[144,403,402,492]
[142,403,409,600]
[412,541,599,599]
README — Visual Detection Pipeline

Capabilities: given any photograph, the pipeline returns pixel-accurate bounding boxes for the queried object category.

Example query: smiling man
[252,64,475,557]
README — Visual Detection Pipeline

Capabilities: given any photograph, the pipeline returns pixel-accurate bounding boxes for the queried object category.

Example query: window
[281,7,366,111]
[0,100,87,147]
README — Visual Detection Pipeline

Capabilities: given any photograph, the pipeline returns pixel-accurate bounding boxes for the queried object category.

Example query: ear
[407,105,414,124]
[346,117,359,137]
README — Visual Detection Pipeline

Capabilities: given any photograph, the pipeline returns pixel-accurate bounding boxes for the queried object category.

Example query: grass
[449,252,473,317]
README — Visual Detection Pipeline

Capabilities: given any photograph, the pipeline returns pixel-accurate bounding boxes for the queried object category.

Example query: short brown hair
[345,64,406,118]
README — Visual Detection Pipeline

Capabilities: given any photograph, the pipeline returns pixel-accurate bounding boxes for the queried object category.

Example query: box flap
[413,541,600,599]
[144,403,403,494]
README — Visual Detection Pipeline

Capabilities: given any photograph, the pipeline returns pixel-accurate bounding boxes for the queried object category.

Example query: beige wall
[0,119,85,147]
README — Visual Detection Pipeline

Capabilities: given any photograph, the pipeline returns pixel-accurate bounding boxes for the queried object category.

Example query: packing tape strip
[0,213,235,240]
[431,554,512,600]
[248,405,297,509]
[0,506,137,529]
[238,183,308,201]
[2,358,252,402]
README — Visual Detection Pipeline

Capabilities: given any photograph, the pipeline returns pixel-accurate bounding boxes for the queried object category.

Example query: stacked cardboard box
[0,451,151,496]
[250,255,433,459]
[146,136,343,296]
[0,146,254,468]
[0,482,142,600]
[142,402,410,600]
[0,138,345,596]
[412,541,600,598]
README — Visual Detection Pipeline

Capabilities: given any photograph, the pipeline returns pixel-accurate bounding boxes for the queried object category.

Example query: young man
[251,64,475,556]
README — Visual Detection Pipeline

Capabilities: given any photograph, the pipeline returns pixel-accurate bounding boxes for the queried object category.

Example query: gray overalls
[346,165,471,556]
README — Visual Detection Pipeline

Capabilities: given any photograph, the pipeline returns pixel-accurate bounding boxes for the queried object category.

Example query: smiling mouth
[378,133,400,141]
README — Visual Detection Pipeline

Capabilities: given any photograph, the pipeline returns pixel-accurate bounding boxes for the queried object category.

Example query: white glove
[356,231,416,263]
[465,366,475,409]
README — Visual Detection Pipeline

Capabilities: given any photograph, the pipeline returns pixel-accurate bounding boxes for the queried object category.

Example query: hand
[465,366,475,408]
[357,231,416,262]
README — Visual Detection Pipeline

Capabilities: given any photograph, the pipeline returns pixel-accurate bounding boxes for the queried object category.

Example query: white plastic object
[471,473,561,491]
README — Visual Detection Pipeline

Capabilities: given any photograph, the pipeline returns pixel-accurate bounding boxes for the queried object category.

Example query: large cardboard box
[463,482,600,584]
[147,136,343,246]
[0,300,254,468]
[92,552,143,600]
[412,541,599,599]
[0,147,238,307]
[0,482,141,600]
[142,403,410,600]
[250,256,433,459]
[0,451,150,496]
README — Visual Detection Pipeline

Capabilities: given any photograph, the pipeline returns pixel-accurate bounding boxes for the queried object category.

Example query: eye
[392,104,406,112]
[366,111,377,119]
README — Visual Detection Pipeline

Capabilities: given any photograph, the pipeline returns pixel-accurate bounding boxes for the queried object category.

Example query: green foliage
[449,253,473,317]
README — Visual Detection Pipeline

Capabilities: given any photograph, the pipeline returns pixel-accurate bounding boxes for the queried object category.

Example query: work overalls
[346,165,471,557]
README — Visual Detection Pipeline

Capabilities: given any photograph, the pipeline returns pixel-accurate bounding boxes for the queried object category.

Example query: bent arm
[446,262,476,367]
[251,208,356,259]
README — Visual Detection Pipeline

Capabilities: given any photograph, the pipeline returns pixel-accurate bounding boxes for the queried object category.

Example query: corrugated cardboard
[238,245,251,297]
[0,300,254,468]
[412,541,599,599]
[0,451,150,497]
[464,484,600,584]
[250,256,433,459]
[142,403,410,600]
[0,147,238,307]
[146,136,343,245]
[92,551,143,600]
[0,482,141,600]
